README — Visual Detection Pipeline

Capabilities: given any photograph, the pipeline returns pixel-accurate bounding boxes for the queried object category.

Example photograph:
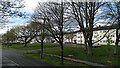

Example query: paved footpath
[20,46,106,67]
[2,57,19,66]
[25,47,106,67]
[2,47,107,67]
[2,48,51,67]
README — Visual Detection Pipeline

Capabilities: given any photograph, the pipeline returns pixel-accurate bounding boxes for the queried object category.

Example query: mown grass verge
[23,53,89,66]
[39,45,120,66]
[3,43,60,50]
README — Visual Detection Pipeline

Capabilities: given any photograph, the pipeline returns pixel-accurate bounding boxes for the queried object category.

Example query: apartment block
[64,29,119,45]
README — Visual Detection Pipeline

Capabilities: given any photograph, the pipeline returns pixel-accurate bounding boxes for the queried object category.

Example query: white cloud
[0,0,39,34]
[22,0,40,13]
[19,22,29,26]
[22,0,62,13]
[0,26,8,35]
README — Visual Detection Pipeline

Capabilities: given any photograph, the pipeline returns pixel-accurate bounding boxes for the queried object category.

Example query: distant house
[14,25,120,45]
[64,25,120,45]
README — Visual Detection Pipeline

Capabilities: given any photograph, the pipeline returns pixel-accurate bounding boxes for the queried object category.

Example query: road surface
[2,48,52,68]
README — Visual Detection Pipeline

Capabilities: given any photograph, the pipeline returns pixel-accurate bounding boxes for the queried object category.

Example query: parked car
[92,43,101,48]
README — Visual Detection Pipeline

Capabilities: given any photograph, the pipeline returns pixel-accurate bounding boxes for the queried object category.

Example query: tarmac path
[2,48,51,67]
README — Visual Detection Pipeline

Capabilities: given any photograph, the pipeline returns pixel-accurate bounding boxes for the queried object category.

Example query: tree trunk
[87,28,93,55]
[83,32,88,53]
[114,29,119,55]
[60,42,64,65]
[41,40,44,59]
[89,38,93,47]
[24,38,27,47]
[84,38,88,53]
[83,32,92,55]
[114,41,118,55]
[87,41,92,55]
[24,42,27,47]
[87,36,93,55]
[36,38,44,59]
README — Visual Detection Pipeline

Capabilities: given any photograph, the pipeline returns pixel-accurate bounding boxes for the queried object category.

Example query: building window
[78,40,80,42]
[113,35,114,37]
[103,31,107,33]
[80,40,82,42]
[94,32,97,34]
[94,36,97,38]
[112,35,114,37]
[81,36,82,38]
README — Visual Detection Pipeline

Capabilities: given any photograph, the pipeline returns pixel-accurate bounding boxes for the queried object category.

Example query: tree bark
[24,38,27,47]
[60,42,64,65]
[114,28,119,55]
[84,37,88,53]
[83,31,92,55]
[24,42,27,47]
[87,40,92,55]
[41,40,44,59]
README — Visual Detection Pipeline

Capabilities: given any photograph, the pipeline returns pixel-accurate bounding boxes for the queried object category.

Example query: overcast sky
[0,0,64,34]
[0,0,112,34]
[0,0,40,34]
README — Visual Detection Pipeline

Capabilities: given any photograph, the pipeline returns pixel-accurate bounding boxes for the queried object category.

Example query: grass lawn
[23,53,89,66]
[3,43,60,50]
[37,45,120,66]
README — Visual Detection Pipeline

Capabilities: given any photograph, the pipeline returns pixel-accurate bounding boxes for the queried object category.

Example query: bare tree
[31,15,47,59]
[105,2,120,54]
[0,0,25,17]
[69,2,107,55]
[0,0,25,29]
[17,24,37,47]
[34,2,70,64]
[35,19,46,59]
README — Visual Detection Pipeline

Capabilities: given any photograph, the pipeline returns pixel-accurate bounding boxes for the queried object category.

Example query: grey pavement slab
[2,57,19,66]
[2,48,51,66]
